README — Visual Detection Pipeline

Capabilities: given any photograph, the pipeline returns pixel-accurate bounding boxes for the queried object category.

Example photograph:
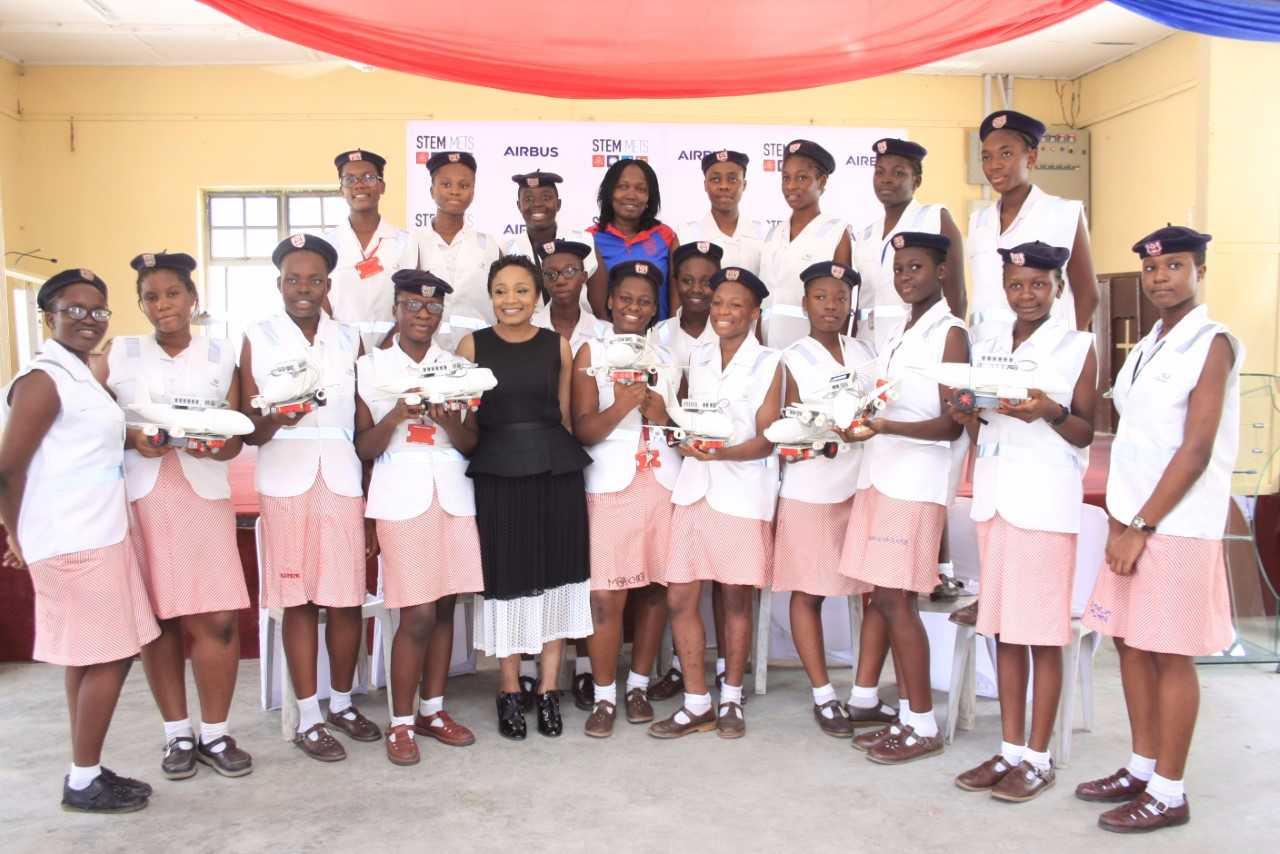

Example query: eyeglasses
[50,305,112,322]
[542,266,582,283]
[396,299,444,315]
[340,174,383,187]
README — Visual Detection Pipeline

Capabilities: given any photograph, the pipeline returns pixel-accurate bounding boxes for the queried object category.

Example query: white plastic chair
[255,517,393,741]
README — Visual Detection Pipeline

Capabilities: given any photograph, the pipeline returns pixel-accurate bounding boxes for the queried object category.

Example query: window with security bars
[203,190,347,341]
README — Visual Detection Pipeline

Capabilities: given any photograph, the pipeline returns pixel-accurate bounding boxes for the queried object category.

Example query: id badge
[355,255,385,279]
[407,423,436,445]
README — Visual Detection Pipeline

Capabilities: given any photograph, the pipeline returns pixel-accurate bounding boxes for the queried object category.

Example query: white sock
[1145,772,1186,807]
[715,657,726,677]
[329,688,353,716]
[670,655,682,673]
[1024,747,1052,771]
[910,709,939,738]
[594,681,617,705]
[848,684,879,709]
[626,671,649,692]
[682,691,712,717]
[67,763,101,791]
[812,683,837,706]
[575,656,592,676]
[720,681,743,705]
[390,714,416,737]
[419,695,444,717]
[1000,740,1025,766]
[199,720,229,753]
[297,694,324,737]
[938,561,955,579]
[163,718,194,744]
[898,698,910,719]
[519,659,537,679]
[1127,752,1157,781]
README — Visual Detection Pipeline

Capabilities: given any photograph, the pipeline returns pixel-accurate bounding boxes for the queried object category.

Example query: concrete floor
[0,648,1276,854]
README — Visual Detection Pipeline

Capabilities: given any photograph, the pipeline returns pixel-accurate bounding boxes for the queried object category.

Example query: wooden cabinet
[1091,272,1153,433]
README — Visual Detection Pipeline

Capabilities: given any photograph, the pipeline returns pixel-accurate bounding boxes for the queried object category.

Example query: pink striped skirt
[259,476,366,609]
[130,454,249,620]
[772,497,870,597]
[838,487,945,595]
[28,537,160,666]
[588,468,673,591]
[376,503,483,609]
[1082,532,1233,656]
[975,515,1075,647]
[665,499,772,587]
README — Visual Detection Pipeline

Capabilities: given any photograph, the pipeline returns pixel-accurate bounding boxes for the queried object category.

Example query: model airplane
[583,334,677,386]
[125,386,254,453]
[908,354,1073,413]
[763,374,900,461]
[647,397,735,451]
[249,358,328,417]
[369,358,498,441]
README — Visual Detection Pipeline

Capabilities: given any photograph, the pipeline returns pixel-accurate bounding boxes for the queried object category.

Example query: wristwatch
[1129,515,1156,534]
[1049,403,1070,426]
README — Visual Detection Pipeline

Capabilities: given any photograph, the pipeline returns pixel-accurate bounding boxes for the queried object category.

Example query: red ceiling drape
[198,0,1103,98]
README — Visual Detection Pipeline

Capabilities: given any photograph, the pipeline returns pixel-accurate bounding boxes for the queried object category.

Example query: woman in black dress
[456,256,593,740]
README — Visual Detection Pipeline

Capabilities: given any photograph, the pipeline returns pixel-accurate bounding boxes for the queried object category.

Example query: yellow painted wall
[0,60,23,377]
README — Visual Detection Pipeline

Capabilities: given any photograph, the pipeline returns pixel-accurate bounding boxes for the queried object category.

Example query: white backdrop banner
[404,121,904,242]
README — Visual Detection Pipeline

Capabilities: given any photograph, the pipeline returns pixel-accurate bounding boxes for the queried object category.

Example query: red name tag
[355,255,385,279]
[407,423,436,445]
[635,450,660,471]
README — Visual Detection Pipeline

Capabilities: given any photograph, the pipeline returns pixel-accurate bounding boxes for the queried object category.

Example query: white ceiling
[0,0,1173,79]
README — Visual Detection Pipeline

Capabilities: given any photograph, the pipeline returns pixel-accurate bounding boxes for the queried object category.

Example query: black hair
[136,267,197,301]
[1193,249,1207,266]
[596,158,661,231]
[877,152,923,180]
[486,254,539,293]
[607,270,661,298]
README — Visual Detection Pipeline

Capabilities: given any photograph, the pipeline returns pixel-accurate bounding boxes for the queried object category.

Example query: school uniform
[323,217,418,351]
[107,335,250,620]
[666,335,781,586]
[853,200,947,350]
[649,309,716,369]
[838,299,965,593]
[357,341,482,609]
[246,314,366,610]
[771,335,874,598]
[1083,306,1240,655]
[969,318,1094,646]
[678,213,766,274]
[3,339,158,665]
[531,303,609,356]
[966,186,1083,340]
[414,223,501,350]
[759,214,851,349]
[582,330,682,591]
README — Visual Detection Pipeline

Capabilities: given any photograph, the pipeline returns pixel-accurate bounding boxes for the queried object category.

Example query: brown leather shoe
[1075,767,1148,803]
[195,736,253,778]
[384,724,420,766]
[846,701,898,729]
[715,672,746,705]
[866,725,943,764]
[1098,793,1190,834]
[852,722,900,752]
[326,705,382,743]
[949,600,979,626]
[584,700,617,738]
[648,706,716,739]
[955,754,1017,792]
[992,761,1055,802]
[625,688,654,724]
[293,723,347,762]
[813,700,854,737]
[648,667,684,701]
[161,736,197,780]
[716,701,746,739]
[414,711,476,747]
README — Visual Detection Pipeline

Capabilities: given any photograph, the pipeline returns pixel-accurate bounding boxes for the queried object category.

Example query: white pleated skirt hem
[473,580,593,658]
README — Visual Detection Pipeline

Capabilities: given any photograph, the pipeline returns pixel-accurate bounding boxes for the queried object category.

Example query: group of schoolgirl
[0,107,1239,836]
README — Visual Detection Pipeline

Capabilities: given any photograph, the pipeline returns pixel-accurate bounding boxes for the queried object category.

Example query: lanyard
[1130,337,1167,383]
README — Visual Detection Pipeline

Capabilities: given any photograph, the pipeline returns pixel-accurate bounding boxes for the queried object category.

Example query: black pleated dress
[467,327,593,656]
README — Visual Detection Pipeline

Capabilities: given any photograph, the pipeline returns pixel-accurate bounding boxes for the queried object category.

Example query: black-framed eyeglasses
[49,305,112,322]
[340,174,383,187]
[542,266,582,283]
[395,299,444,315]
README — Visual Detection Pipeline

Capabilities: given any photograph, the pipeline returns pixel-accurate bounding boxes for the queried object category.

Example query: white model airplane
[125,386,254,453]
[908,354,1074,413]
[371,358,498,414]
[249,358,327,417]
[646,397,735,451]
[583,334,678,386]
[763,373,900,461]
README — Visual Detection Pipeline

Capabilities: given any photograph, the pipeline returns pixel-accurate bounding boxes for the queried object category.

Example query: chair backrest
[1072,504,1109,617]
[946,497,981,582]
[254,516,266,598]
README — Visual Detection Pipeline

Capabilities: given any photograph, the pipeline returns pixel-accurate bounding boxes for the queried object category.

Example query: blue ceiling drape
[1111,0,1280,40]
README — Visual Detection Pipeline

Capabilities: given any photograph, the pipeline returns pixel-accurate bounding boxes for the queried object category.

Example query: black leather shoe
[649,667,684,701]
[160,737,197,780]
[537,691,564,737]
[572,673,594,712]
[62,775,148,814]
[100,767,154,798]
[497,692,527,740]
[517,676,537,714]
